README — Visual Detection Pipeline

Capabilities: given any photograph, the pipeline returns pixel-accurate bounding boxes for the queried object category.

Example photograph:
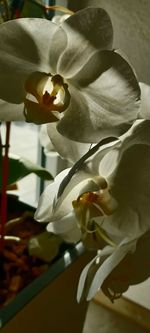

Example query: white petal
[119,119,150,150]
[97,121,150,243]
[58,51,140,143]
[87,139,120,176]
[57,7,113,77]
[47,211,81,243]
[0,100,25,121]
[36,167,99,223]
[35,168,70,222]
[57,85,114,143]
[139,82,150,119]
[86,239,136,300]
[46,122,91,163]
[78,51,140,135]
[52,14,71,25]
[0,18,67,103]
[77,246,113,302]
[111,147,150,233]
[97,207,139,243]
[124,231,150,285]
[57,86,95,142]
[98,146,120,179]
[53,170,104,219]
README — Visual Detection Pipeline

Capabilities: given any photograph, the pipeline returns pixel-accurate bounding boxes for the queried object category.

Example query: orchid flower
[0,7,141,143]
[100,230,150,301]
[40,123,91,164]
[35,119,150,300]
[38,80,150,163]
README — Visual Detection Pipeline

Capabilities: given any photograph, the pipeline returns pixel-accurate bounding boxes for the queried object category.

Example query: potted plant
[0,121,92,332]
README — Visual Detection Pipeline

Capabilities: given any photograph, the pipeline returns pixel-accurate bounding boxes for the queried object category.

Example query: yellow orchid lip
[73,188,118,219]
[72,188,117,249]
[24,72,70,124]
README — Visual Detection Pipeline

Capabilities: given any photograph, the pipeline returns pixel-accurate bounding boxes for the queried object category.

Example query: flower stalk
[43,4,74,15]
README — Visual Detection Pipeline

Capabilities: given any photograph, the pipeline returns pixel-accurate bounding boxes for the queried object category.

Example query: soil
[0,195,49,308]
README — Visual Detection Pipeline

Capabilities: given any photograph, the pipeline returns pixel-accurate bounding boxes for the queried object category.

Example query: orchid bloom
[39,81,150,162]
[40,123,91,164]
[35,119,150,300]
[0,7,141,142]
[101,230,150,301]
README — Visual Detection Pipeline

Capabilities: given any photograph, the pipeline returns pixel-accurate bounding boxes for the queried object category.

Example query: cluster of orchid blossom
[0,6,150,302]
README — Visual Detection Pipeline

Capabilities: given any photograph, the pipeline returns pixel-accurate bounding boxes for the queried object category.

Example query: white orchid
[38,80,150,164]
[0,7,141,142]
[40,123,91,163]
[35,119,150,300]
[100,230,150,301]
[52,13,71,25]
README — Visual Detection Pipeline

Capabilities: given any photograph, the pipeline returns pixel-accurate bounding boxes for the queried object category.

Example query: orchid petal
[86,239,136,301]
[35,168,70,222]
[47,211,81,243]
[139,82,150,119]
[57,51,140,143]
[0,18,67,103]
[52,14,71,25]
[57,85,95,142]
[77,246,113,302]
[53,170,105,219]
[111,145,150,234]
[24,99,58,124]
[91,144,120,179]
[77,253,101,303]
[57,7,113,77]
[46,122,91,163]
[81,51,140,129]
[95,121,150,242]
[107,231,150,291]
[127,231,150,285]
[57,85,115,143]
[96,207,139,244]
[118,120,150,155]
[0,100,25,121]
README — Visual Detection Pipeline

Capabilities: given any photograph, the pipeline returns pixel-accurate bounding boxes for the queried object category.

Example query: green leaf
[0,154,53,188]
[28,231,63,262]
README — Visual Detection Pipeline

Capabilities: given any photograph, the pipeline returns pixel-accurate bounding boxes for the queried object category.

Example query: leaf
[28,231,63,262]
[0,154,53,188]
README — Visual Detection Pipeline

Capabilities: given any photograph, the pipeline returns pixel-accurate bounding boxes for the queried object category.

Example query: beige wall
[69,0,150,85]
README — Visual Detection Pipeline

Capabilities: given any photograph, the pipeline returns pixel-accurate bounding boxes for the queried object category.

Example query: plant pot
[0,195,93,333]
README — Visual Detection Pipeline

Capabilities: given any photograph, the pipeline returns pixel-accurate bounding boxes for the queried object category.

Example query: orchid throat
[72,180,118,233]
[24,72,70,124]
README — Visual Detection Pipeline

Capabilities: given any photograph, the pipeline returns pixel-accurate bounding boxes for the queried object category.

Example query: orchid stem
[26,0,74,15]
[0,122,11,250]
[43,5,74,15]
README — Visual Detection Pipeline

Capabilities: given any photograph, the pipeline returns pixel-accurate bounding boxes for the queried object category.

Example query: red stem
[0,122,11,249]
